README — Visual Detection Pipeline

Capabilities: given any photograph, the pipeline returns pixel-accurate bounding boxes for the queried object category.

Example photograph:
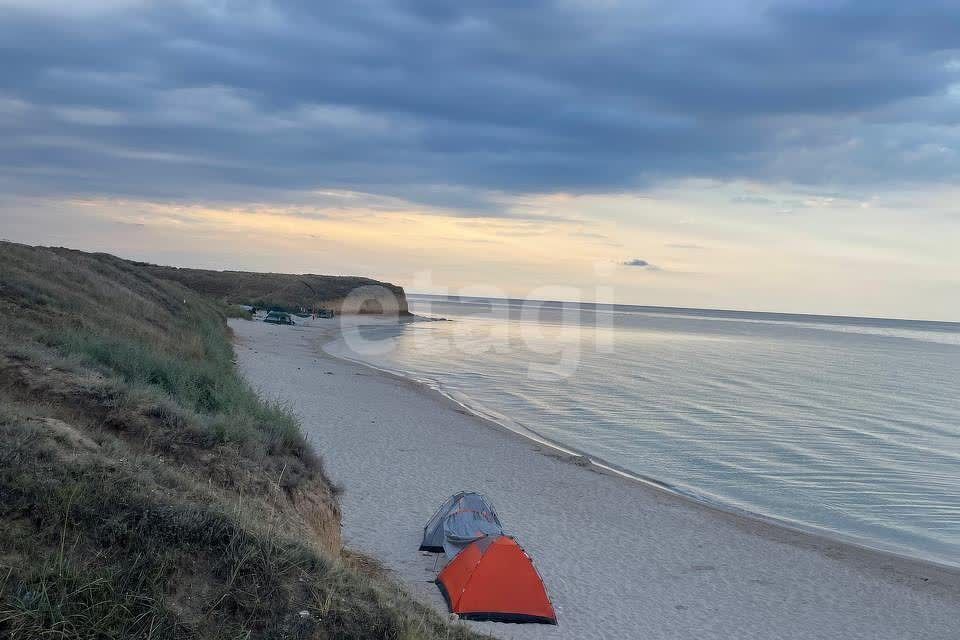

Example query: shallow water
[326,295,960,567]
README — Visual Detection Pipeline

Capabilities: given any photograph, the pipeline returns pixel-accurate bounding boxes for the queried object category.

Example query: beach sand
[231,317,960,640]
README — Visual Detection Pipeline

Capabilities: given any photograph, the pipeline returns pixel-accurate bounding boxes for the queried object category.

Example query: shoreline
[324,342,960,577]
[232,317,960,639]
[323,319,960,576]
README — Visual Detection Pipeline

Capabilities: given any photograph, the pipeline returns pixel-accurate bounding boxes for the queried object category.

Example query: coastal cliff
[0,241,479,640]
[135,263,411,315]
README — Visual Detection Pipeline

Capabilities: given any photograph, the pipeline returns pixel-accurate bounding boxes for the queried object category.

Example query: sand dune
[232,317,960,640]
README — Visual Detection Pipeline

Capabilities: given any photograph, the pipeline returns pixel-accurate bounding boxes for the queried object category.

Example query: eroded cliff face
[315,284,410,315]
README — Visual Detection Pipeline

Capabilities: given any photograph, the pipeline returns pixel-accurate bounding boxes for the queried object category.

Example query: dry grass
[0,241,486,640]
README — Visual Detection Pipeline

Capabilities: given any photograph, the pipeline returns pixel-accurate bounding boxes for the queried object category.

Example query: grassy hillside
[136,263,410,315]
[0,242,482,639]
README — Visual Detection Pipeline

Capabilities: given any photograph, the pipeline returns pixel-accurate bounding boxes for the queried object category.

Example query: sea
[324,294,960,568]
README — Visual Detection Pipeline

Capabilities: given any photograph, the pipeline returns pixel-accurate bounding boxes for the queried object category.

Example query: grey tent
[442,507,503,558]
[420,491,503,554]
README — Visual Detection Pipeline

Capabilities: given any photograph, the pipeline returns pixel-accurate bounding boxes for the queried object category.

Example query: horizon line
[407,292,960,327]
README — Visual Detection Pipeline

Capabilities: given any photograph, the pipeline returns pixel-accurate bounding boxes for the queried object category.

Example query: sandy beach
[231,317,960,640]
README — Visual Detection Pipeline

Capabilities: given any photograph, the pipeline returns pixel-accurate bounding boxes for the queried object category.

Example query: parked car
[263,310,295,325]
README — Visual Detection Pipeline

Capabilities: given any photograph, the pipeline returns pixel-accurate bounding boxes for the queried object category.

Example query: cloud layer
[1,0,959,212]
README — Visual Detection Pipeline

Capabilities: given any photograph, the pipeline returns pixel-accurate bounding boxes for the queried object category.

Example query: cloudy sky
[1,0,959,319]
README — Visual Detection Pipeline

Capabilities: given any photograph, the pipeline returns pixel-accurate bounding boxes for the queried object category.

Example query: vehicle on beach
[263,310,295,325]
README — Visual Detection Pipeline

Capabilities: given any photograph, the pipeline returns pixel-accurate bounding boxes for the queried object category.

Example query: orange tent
[435,535,557,625]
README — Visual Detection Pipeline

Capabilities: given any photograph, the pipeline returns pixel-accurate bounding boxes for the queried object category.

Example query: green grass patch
[41,309,309,462]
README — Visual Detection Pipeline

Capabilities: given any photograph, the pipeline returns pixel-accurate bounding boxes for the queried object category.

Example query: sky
[1,1,959,320]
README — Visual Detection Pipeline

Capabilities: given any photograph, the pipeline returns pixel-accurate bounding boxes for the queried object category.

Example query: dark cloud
[622,258,659,270]
[1,0,958,213]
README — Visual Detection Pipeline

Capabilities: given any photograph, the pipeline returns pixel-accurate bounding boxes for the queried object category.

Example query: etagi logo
[338,265,616,381]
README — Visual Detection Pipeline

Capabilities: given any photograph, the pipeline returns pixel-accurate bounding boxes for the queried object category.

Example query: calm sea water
[326,295,960,567]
